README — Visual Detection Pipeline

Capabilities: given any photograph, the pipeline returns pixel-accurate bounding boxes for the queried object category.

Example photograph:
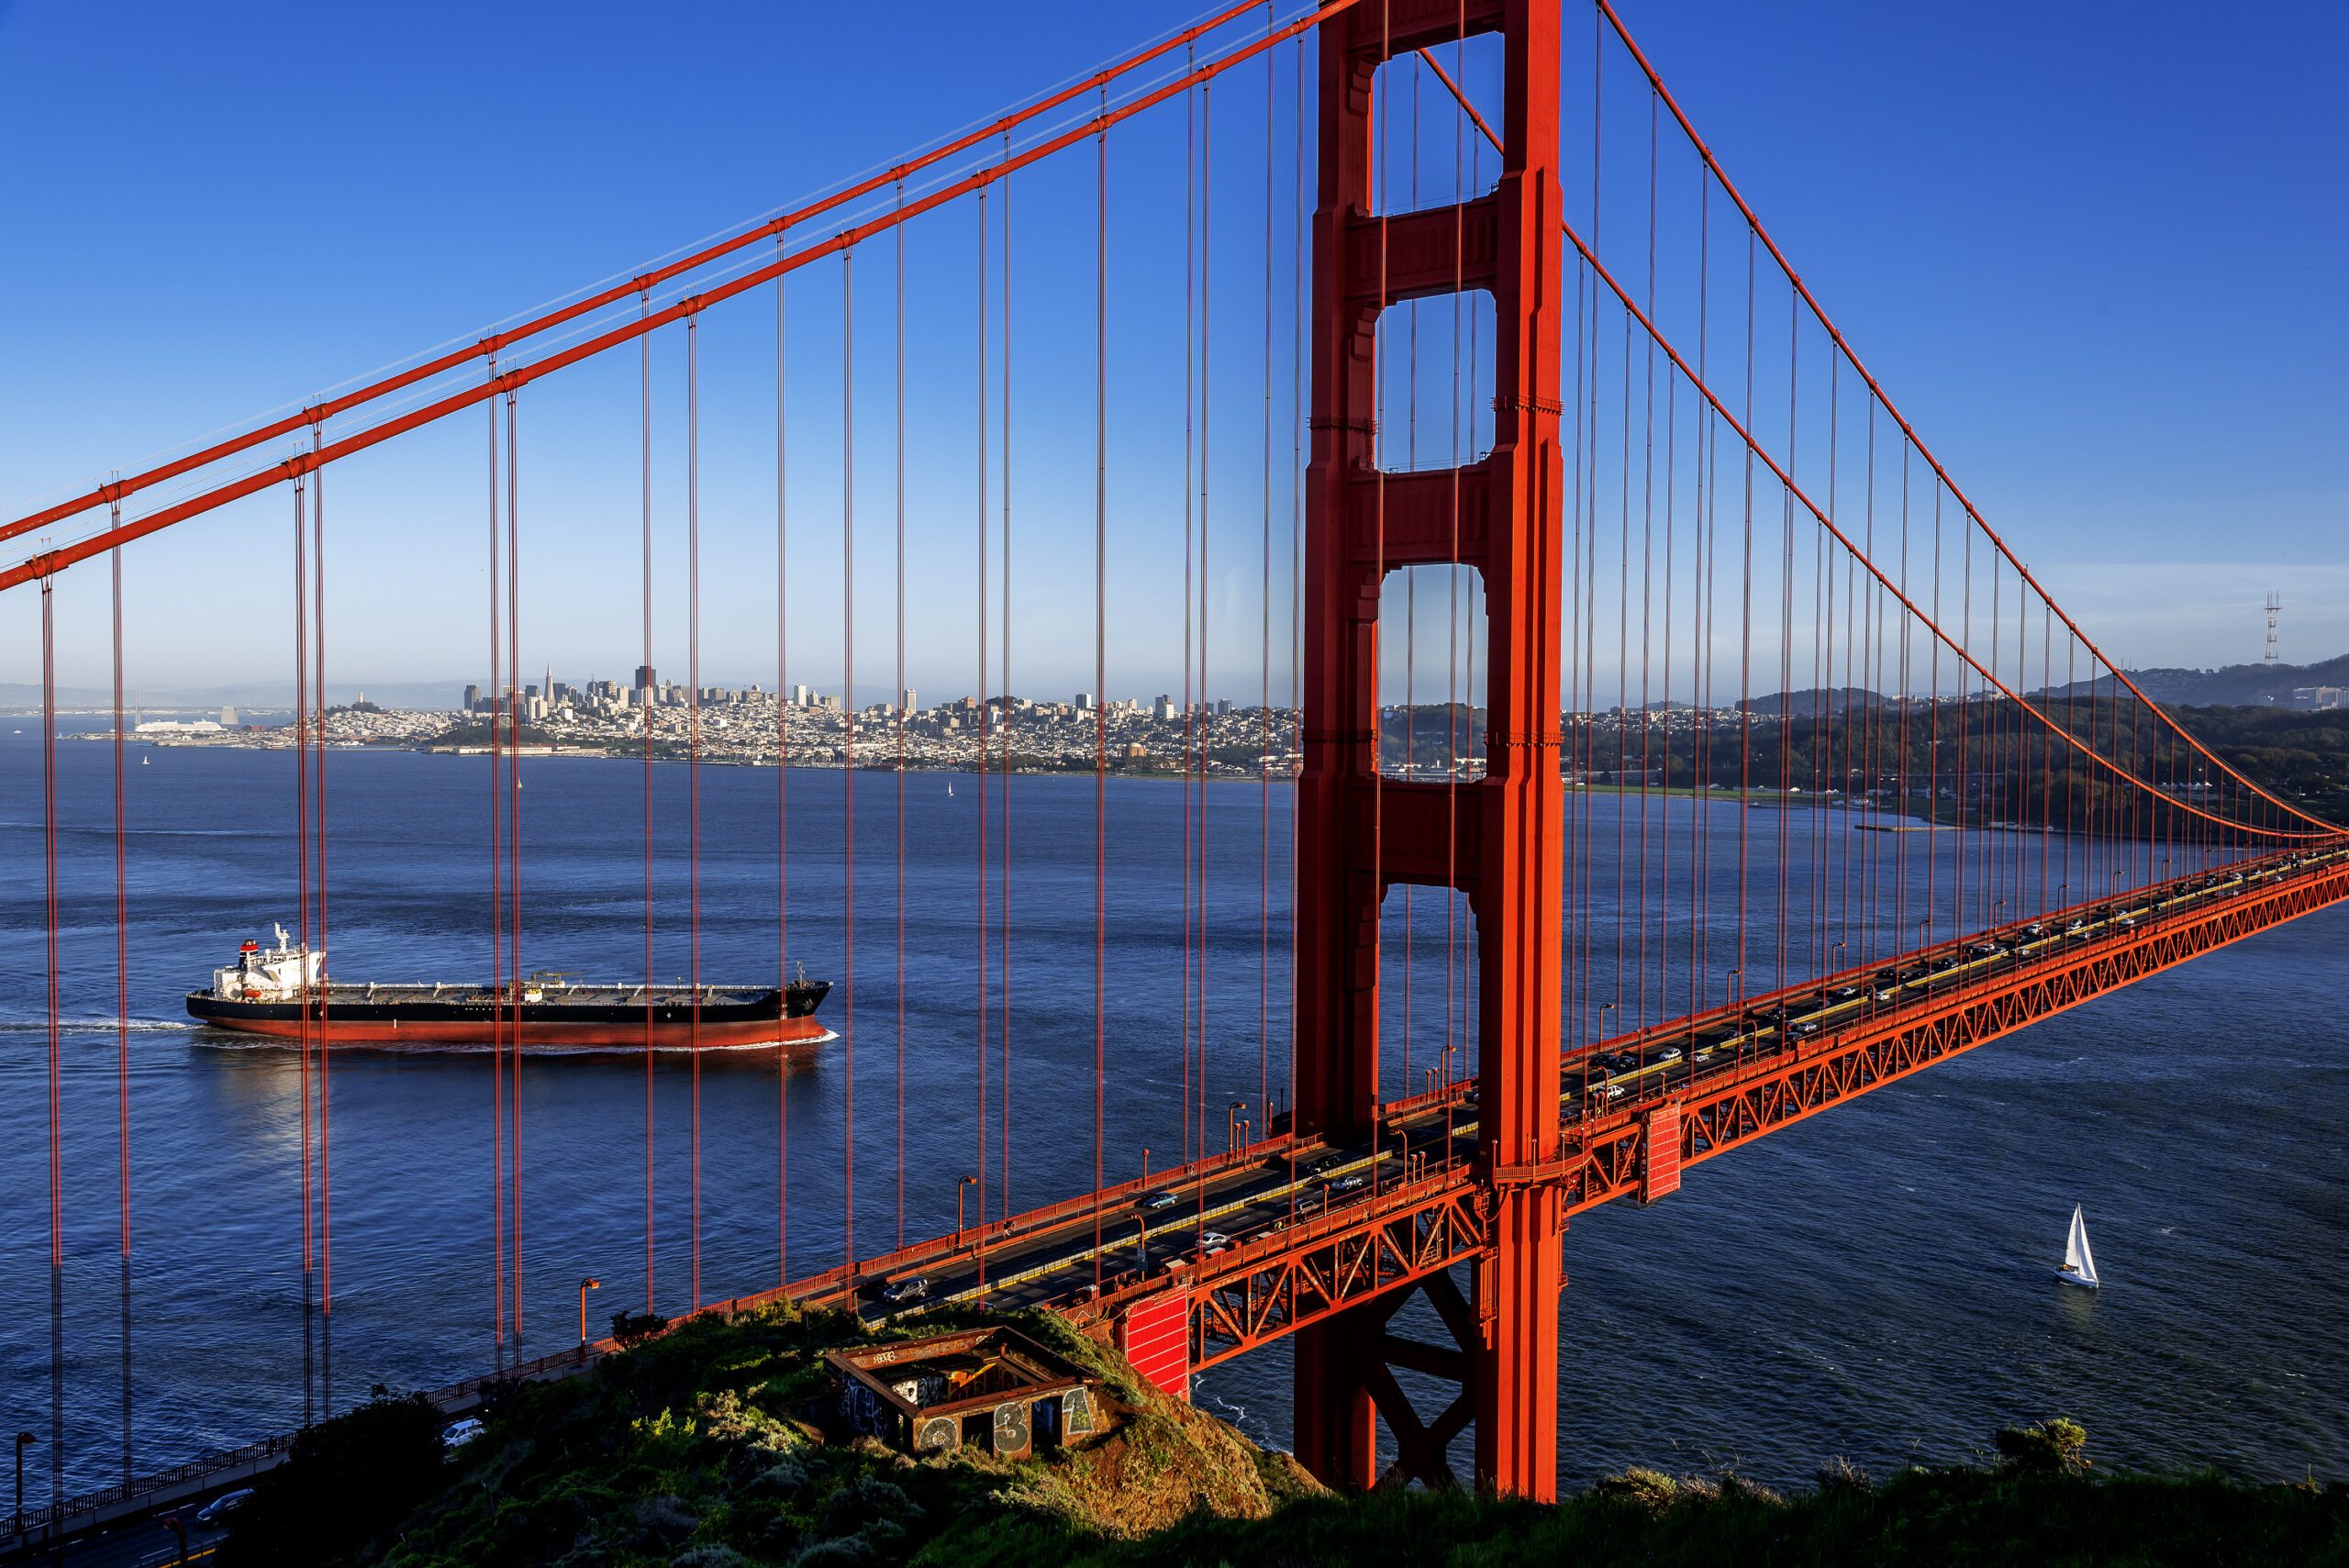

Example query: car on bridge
[1136,1191,1177,1212]
[1645,1043,1684,1065]
[196,1488,256,1525]
[879,1276,930,1306]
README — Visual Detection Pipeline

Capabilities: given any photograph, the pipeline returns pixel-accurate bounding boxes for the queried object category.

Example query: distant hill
[1735,686,1883,717]
[0,679,466,714]
[2040,653,2349,707]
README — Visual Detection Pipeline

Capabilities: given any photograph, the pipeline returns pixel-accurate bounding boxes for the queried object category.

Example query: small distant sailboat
[2055,1204,2099,1289]
[947,781,955,797]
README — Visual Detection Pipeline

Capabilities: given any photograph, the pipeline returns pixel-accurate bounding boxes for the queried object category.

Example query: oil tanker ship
[186,926,832,1051]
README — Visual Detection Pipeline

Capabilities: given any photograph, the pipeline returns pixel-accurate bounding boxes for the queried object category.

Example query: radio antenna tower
[2265,592,2281,664]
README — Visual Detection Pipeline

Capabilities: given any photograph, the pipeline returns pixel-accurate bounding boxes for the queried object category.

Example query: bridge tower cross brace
[1294,0,1565,1498]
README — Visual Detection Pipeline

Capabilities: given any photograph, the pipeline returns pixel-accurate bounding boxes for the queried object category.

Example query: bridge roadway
[17,840,2347,1562]
[773,839,2349,1344]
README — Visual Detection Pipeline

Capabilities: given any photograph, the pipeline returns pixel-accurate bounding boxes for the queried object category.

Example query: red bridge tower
[1295,0,1565,1498]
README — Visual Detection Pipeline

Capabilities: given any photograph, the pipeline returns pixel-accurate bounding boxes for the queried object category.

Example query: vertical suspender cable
[1929,486,1943,947]
[1259,0,1274,1133]
[295,470,313,1282]
[1690,173,1709,1010]
[1638,88,1657,1030]
[1617,149,1635,1032]
[1094,105,1109,1285]
[1576,23,1600,1051]
[1197,77,1213,1176]
[486,362,505,1346]
[1368,0,1386,1161]
[999,145,1013,1222]
[43,577,61,1273]
[44,575,63,1510]
[842,250,859,1292]
[1447,25,1466,1088]
[1778,289,1797,993]
[687,317,703,1310]
[1735,225,1753,1001]
[111,525,129,1260]
[974,183,990,1299]
[1660,302,1676,1029]
[1180,53,1196,1172]
[1288,26,1304,1183]
[314,429,332,1313]
[895,186,908,1252]
[112,516,131,1482]
[643,288,658,1313]
[1402,61,1419,1093]
[506,390,523,1337]
[774,249,790,1290]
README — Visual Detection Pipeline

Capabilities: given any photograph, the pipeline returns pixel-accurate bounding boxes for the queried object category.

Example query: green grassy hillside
[217,1303,2348,1567]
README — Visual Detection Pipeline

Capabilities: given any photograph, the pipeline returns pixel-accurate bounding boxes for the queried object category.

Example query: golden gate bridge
[6,0,2343,1536]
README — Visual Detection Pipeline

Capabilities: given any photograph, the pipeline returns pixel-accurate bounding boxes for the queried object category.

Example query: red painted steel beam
[1296,0,1564,1499]
[1158,852,2349,1384]
[0,0,1366,596]
[1468,0,1567,1503]
[0,0,1298,559]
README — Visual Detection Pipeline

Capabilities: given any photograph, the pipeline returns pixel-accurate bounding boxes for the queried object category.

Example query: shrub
[1994,1418,2091,1477]
[219,1394,447,1566]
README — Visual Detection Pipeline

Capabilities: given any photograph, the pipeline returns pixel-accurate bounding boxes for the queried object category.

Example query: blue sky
[2,0,2342,703]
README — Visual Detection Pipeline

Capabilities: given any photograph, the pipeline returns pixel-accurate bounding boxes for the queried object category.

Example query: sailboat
[947,781,954,797]
[2055,1204,2099,1289]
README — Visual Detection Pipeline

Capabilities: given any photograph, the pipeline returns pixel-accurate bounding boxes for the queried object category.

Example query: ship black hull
[185,980,833,1051]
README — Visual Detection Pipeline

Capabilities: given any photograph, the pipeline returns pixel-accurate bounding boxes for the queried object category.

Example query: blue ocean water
[1,728,2343,1503]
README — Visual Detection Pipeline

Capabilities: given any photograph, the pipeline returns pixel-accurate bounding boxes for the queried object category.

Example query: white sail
[2063,1205,2099,1284]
